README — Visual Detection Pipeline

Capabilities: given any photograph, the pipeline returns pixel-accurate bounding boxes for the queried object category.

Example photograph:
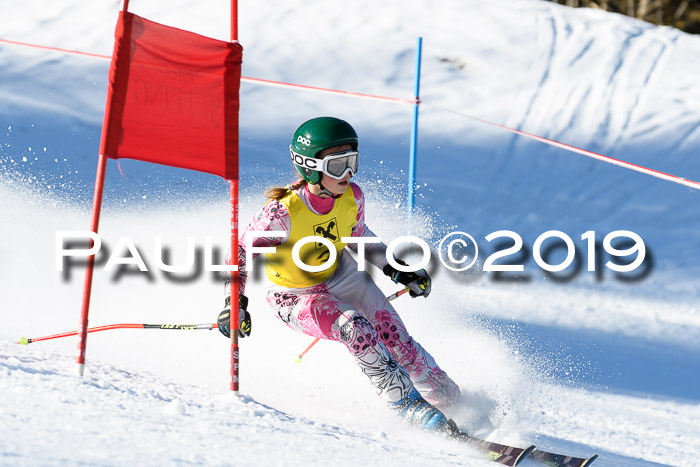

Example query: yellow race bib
[265,186,358,288]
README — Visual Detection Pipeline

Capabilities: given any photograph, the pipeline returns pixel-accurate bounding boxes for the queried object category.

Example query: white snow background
[1,0,699,465]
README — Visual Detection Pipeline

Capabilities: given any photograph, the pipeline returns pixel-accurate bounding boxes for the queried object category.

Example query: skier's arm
[220,200,290,338]
[224,199,290,296]
[348,183,431,298]
[348,183,390,270]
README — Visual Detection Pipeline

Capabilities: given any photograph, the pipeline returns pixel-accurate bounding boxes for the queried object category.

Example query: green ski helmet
[290,117,359,184]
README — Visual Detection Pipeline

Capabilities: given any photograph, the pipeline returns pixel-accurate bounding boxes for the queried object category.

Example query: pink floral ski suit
[226,182,459,408]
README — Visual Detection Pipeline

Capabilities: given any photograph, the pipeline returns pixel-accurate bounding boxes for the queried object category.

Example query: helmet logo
[291,152,319,170]
[296,135,312,147]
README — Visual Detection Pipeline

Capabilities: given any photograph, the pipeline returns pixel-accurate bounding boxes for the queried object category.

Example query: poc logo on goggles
[290,149,319,170]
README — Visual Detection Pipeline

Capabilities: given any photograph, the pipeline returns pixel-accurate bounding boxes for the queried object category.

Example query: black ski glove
[383,259,432,298]
[218,294,251,338]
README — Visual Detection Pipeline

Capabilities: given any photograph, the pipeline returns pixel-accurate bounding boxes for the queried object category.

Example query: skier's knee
[336,313,378,354]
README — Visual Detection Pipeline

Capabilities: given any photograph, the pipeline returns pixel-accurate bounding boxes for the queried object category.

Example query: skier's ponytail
[265,179,305,200]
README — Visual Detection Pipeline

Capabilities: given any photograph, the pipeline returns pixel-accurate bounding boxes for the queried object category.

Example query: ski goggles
[290,147,360,180]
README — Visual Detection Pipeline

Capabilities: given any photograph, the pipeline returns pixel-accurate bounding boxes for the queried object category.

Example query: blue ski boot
[392,388,459,435]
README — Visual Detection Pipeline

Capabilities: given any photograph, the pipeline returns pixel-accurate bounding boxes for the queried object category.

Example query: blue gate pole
[408,37,422,219]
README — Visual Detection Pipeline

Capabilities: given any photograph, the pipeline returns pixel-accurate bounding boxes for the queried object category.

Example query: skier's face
[318,144,353,195]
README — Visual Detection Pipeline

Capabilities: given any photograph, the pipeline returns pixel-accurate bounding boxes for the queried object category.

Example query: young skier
[217,116,461,433]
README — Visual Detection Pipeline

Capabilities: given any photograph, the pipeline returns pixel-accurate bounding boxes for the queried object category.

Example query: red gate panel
[99,11,242,180]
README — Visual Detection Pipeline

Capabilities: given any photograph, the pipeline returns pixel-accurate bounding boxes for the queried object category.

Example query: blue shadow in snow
[520,434,671,467]
[477,315,700,403]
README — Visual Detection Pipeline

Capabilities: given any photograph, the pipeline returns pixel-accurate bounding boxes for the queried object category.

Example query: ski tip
[293,355,303,364]
[530,449,599,467]
[18,337,29,345]
[515,445,536,466]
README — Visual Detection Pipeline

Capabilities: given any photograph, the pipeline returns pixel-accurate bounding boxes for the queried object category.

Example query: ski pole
[293,337,321,364]
[17,322,218,345]
[386,287,410,302]
[293,287,409,363]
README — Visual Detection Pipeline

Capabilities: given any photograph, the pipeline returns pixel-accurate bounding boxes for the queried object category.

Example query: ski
[451,431,535,466]
[530,449,598,467]
[449,430,597,467]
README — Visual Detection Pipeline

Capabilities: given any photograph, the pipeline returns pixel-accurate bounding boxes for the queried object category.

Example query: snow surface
[1,0,699,466]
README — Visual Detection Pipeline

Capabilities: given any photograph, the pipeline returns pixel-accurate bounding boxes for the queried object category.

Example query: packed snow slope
[1,0,699,466]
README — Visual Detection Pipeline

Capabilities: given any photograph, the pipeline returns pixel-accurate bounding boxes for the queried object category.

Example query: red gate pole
[229,0,241,395]
[76,0,131,377]
[75,154,108,376]
[230,182,240,394]
[231,0,238,43]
